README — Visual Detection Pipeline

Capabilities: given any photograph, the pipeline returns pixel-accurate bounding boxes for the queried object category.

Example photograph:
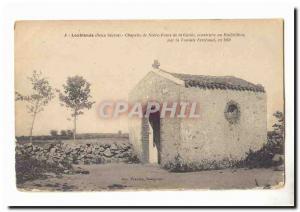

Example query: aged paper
[15,20,284,191]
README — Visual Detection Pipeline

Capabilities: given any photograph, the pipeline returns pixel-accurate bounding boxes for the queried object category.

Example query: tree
[50,130,58,137]
[58,76,95,141]
[60,130,67,136]
[269,111,285,154]
[272,111,284,136]
[66,130,74,137]
[237,111,285,168]
[15,71,55,142]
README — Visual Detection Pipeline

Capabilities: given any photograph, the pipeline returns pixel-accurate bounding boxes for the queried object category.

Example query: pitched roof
[159,69,265,93]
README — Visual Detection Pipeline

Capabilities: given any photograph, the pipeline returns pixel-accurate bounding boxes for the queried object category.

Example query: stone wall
[128,70,181,164]
[178,87,267,164]
[16,141,139,165]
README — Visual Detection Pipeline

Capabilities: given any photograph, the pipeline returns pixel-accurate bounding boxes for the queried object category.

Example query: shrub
[66,130,74,137]
[15,152,73,184]
[50,130,58,137]
[124,154,140,164]
[240,111,284,168]
[60,130,67,136]
[164,153,187,172]
[164,153,241,172]
[241,136,284,168]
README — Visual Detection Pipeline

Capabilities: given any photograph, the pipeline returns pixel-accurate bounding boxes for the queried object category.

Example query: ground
[18,164,284,191]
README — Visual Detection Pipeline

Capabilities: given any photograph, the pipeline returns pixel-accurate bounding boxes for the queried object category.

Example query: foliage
[60,130,67,136]
[15,71,55,108]
[124,154,140,164]
[241,111,285,168]
[272,111,285,135]
[50,130,58,137]
[164,153,240,172]
[58,76,95,140]
[66,130,74,137]
[15,71,55,141]
[60,129,73,137]
[15,153,72,184]
[164,153,186,172]
[58,76,94,116]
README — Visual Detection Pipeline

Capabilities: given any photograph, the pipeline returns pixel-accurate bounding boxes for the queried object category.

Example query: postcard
[14,20,285,192]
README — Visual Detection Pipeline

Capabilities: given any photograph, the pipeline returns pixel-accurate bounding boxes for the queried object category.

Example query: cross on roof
[152,60,160,69]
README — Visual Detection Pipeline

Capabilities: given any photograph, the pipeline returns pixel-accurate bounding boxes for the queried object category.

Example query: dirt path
[19,164,284,191]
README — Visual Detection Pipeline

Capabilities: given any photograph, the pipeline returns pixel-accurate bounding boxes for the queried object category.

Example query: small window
[224,101,240,124]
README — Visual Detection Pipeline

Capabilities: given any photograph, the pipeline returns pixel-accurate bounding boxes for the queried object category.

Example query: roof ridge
[157,68,265,93]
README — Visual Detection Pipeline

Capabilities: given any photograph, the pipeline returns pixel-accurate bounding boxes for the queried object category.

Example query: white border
[0,0,295,207]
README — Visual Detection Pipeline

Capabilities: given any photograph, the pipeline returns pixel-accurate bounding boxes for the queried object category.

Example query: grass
[15,153,73,184]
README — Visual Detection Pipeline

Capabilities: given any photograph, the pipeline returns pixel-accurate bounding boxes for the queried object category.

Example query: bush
[124,154,140,164]
[240,111,284,168]
[60,130,67,136]
[164,153,240,172]
[241,134,284,168]
[164,153,188,172]
[50,130,58,137]
[15,152,72,184]
[66,130,74,137]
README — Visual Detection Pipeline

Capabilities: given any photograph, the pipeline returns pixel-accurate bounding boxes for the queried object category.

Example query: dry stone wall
[16,141,139,165]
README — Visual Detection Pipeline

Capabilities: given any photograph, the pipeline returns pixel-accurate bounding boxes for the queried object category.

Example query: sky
[15,20,284,136]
